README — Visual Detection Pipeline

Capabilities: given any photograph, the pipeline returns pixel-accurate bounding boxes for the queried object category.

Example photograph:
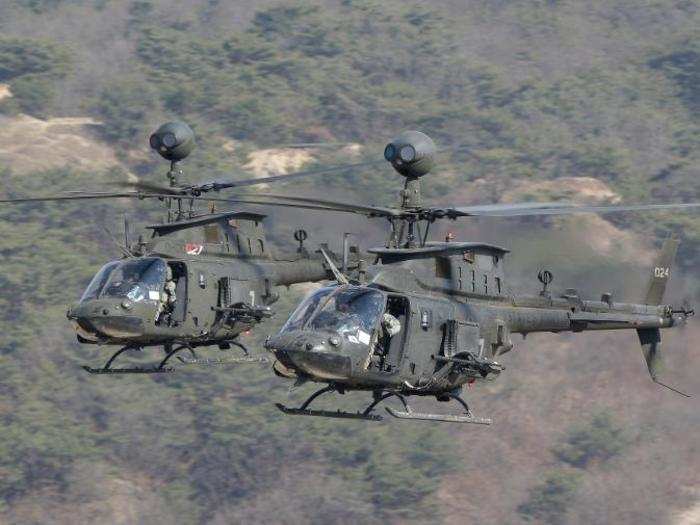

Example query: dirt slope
[242,148,315,178]
[0,113,121,175]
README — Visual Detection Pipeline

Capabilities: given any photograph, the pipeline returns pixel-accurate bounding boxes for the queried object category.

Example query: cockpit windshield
[280,286,385,345]
[80,258,167,303]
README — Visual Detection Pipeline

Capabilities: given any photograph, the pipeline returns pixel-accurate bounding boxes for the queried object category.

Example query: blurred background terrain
[0,1,698,523]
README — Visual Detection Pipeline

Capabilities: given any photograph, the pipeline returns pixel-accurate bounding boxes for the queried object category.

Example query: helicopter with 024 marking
[215,130,698,424]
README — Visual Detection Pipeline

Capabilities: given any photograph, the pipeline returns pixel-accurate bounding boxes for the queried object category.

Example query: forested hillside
[0,1,698,524]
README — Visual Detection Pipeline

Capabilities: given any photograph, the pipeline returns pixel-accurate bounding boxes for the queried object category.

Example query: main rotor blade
[0,189,392,217]
[277,142,357,148]
[201,196,395,216]
[108,158,387,197]
[0,192,176,204]
[108,181,183,195]
[207,159,387,192]
[230,192,402,217]
[436,201,700,218]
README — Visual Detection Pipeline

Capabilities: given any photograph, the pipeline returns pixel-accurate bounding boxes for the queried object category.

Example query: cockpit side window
[281,287,335,332]
[80,261,120,301]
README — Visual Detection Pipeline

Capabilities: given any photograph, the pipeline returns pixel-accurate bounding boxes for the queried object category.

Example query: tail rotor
[637,236,691,397]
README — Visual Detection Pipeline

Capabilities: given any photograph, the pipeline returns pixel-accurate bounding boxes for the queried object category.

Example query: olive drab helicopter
[208,130,697,425]
[0,121,378,374]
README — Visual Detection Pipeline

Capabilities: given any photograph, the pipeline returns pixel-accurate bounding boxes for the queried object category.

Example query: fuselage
[68,253,330,348]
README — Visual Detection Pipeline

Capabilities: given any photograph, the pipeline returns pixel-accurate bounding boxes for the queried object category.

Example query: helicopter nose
[282,347,351,381]
[67,303,78,320]
[69,300,145,339]
[266,335,351,381]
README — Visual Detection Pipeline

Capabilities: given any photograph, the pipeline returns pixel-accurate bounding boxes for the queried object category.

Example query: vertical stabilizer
[644,236,679,305]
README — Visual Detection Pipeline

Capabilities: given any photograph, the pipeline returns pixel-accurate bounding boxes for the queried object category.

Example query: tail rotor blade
[637,328,691,398]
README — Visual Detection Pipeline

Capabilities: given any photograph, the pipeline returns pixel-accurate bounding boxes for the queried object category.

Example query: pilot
[157,267,177,323]
[316,299,362,333]
[163,266,177,309]
[365,311,401,369]
[106,265,140,296]
[381,312,401,338]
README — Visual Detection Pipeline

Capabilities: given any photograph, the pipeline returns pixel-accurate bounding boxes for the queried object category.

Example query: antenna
[319,246,349,285]
[123,214,130,250]
[538,270,553,297]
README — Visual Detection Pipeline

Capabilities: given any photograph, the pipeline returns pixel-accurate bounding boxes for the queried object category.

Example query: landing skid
[82,365,174,375]
[82,340,267,375]
[275,403,382,421]
[385,407,491,425]
[386,392,492,425]
[275,387,487,424]
[178,356,270,367]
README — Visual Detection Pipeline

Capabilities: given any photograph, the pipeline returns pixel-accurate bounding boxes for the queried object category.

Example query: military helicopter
[209,131,697,425]
[0,121,375,374]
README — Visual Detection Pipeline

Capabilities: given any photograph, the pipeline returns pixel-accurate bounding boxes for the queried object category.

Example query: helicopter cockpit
[280,286,385,345]
[81,258,167,303]
[70,257,188,342]
[268,284,412,381]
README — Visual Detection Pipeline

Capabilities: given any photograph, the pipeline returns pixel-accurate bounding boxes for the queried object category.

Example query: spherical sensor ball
[384,130,436,178]
[149,121,195,162]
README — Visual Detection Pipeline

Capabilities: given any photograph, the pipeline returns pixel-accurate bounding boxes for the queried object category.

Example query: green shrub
[0,37,71,116]
[91,79,160,142]
[553,411,631,468]
[518,469,582,525]
[649,34,700,114]
[7,75,56,117]
[0,37,71,82]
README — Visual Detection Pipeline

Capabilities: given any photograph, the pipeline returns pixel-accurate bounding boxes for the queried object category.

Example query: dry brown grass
[0,83,11,102]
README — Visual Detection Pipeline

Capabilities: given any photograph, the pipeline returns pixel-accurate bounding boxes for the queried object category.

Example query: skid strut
[82,344,195,374]
[83,340,269,374]
[276,388,410,422]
